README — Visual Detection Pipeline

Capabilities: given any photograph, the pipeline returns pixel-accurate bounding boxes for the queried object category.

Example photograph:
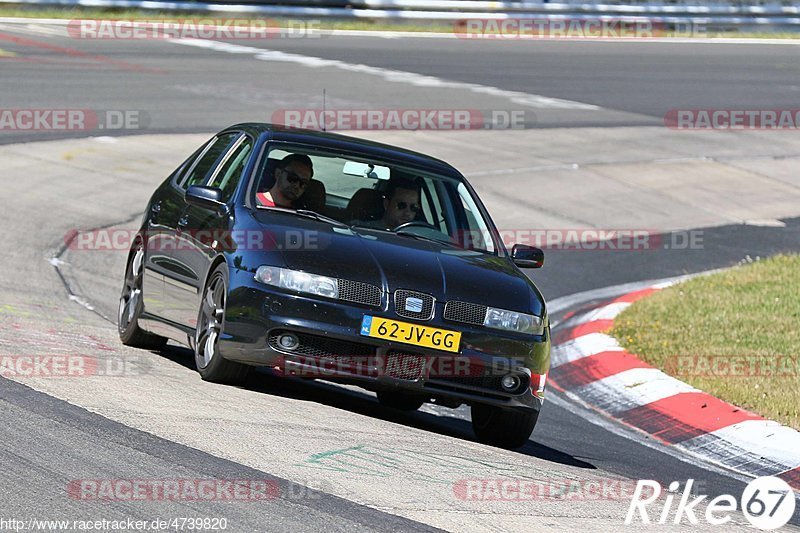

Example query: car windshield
[251,145,498,254]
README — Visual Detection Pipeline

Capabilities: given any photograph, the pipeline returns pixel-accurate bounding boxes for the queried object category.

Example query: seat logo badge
[405,297,424,313]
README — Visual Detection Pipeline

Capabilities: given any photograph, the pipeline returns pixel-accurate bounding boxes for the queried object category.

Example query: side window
[209,136,254,202]
[420,177,446,232]
[457,182,495,253]
[180,132,240,190]
[169,142,208,187]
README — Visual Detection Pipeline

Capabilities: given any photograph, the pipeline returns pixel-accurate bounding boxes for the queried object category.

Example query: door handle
[176,215,189,235]
[150,201,161,214]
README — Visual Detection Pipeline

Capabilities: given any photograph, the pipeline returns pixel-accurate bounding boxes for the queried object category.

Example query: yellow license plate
[360,315,461,353]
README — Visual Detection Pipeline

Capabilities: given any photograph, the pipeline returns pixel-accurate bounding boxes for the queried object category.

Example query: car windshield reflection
[252,146,497,254]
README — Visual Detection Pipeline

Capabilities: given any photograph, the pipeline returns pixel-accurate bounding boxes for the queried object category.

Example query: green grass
[611,254,800,429]
[1,5,800,38]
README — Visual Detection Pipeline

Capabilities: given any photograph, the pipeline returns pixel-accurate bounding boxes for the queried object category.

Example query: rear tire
[377,390,425,411]
[194,264,251,384]
[118,245,167,350]
[471,404,538,449]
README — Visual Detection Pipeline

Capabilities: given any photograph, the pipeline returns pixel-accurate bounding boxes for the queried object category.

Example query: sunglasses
[395,201,421,212]
[283,169,309,188]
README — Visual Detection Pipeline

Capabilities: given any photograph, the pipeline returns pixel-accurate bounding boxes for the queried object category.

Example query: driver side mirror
[185,185,227,213]
[512,244,544,269]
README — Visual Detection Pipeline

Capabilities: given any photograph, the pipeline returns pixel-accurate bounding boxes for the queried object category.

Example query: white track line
[573,367,698,415]
[170,37,602,110]
[3,18,800,45]
[696,420,800,468]
[551,332,623,367]
[557,301,631,328]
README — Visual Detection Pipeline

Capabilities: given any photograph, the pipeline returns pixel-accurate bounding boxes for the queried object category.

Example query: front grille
[338,279,382,307]
[444,301,487,326]
[427,372,529,395]
[424,381,508,402]
[269,330,375,358]
[394,289,435,320]
[384,351,425,380]
[434,374,504,391]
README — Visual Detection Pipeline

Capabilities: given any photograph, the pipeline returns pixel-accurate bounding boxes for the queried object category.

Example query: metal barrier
[4,0,800,29]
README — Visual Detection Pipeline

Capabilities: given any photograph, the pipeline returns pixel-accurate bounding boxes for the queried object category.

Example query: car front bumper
[220,276,550,411]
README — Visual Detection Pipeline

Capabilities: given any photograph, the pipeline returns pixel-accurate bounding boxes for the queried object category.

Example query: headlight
[254,266,338,299]
[484,306,544,335]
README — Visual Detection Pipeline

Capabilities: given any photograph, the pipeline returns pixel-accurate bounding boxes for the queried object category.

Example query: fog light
[278,333,300,351]
[501,373,521,391]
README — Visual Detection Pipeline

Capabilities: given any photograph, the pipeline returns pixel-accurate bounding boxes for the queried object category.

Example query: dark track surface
[2,30,800,143]
[235,36,800,119]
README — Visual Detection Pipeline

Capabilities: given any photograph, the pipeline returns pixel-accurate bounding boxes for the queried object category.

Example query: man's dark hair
[277,153,314,178]
[385,176,420,200]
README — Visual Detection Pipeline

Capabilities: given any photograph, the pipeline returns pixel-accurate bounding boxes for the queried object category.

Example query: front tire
[118,245,167,350]
[471,404,538,449]
[194,264,250,384]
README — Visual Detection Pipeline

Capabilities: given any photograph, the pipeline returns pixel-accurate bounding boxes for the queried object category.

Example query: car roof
[224,123,464,179]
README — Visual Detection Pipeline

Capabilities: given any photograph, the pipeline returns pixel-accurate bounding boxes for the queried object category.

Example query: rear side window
[209,136,254,202]
[179,132,240,190]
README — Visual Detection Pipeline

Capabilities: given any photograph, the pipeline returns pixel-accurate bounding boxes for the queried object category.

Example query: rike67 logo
[626,476,796,530]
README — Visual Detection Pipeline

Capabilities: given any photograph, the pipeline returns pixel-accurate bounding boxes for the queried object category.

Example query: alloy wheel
[196,274,225,369]
[118,247,144,333]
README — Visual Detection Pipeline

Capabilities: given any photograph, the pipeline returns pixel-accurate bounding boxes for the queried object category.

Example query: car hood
[255,214,545,315]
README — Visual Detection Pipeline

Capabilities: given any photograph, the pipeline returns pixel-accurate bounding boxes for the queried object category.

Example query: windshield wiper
[350,225,465,249]
[255,205,348,228]
[394,230,458,248]
[294,209,349,227]
[350,223,389,233]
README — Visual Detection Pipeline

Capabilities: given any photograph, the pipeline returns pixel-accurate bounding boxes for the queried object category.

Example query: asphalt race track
[1,22,800,531]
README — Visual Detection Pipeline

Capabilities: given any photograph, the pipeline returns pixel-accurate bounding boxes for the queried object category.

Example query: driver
[257,154,313,208]
[372,177,421,230]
